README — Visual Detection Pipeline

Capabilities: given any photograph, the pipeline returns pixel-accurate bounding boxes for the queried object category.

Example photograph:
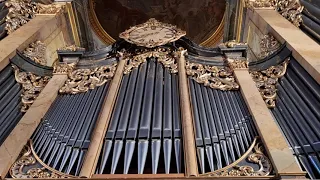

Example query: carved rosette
[201,137,272,177]
[53,62,77,75]
[186,61,239,91]
[12,65,51,112]
[227,59,248,69]
[23,40,47,66]
[10,141,75,178]
[250,59,289,108]
[124,48,178,75]
[258,34,281,59]
[3,0,64,34]
[59,63,117,94]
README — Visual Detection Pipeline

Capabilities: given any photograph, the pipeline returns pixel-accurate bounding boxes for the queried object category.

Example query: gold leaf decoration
[186,61,239,91]
[250,59,289,108]
[10,141,76,178]
[201,137,272,177]
[58,44,85,52]
[59,63,117,94]
[124,48,178,74]
[53,61,77,75]
[23,40,47,66]
[12,65,51,112]
[227,59,248,69]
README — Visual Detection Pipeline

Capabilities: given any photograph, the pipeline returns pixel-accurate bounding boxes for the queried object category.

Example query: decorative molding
[23,40,47,66]
[201,137,272,176]
[250,59,289,108]
[3,0,64,34]
[59,63,117,94]
[58,44,85,52]
[245,0,303,27]
[12,64,51,112]
[119,18,186,48]
[227,59,248,69]
[185,61,239,91]
[10,141,76,178]
[53,61,77,75]
[258,34,281,59]
[123,48,178,75]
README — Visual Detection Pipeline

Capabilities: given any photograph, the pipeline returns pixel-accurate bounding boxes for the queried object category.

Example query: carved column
[233,69,306,178]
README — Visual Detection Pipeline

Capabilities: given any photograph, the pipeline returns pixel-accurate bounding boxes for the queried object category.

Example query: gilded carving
[119,18,186,48]
[10,141,75,178]
[3,0,64,34]
[274,0,303,27]
[250,59,289,108]
[12,65,51,112]
[258,34,281,59]
[227,59,248,69]
[124,48,178,74]
[186,61,239,91]
[224,40,247,48]
[23,40,47,66]
[245,0,303,27]
[53,61,77,75]
[58,44,85,52]
[59,63,117,94]
[201,137,272,176]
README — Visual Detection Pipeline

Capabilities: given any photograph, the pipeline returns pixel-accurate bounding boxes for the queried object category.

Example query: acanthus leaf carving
[186,61,239,91]
[250,59,289,108]
[59,63,117,94]
[200,137,272,177]
[53,61,77,75]
[10,141,76,178]
[58,44,85,52]
[12,64,51,112]
[227,58,248,69]
[23,40,47,66]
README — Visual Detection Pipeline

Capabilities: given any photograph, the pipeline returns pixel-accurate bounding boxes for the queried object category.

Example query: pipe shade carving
[201,137,272,177]
[186,61,239,91]
[12,64,51,112]
[250,59,289,108]
[59,63,117,94]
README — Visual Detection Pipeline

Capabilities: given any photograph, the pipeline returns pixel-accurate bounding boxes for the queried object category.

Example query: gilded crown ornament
[119,18,186,48]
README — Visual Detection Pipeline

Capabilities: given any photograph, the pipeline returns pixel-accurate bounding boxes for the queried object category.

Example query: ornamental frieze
[250,59,289,108]
[186,61,239,91]
[258,34,281,59]
[12,64,51,112]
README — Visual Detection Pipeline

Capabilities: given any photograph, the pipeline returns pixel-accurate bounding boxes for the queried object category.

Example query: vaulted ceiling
[89,0,226,45]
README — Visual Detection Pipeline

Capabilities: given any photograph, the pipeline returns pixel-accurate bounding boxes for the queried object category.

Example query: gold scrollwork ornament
[186,61,239,91]
[53,61,77,75]
[59,63,117,94]
[23,40,47,66]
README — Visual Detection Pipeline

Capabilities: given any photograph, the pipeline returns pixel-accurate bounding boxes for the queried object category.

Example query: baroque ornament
[201,137,272,176]
[224,40,247,48]
[227,58,248,69]
[10,141,75,178]
[23,40,47,66]
[258,34,281,59]
[53,61,77,74]
[245,0,303,27]
[58,44,85,52]
[119,18,186,48]
[124,48,178,74]
[12,65,51,112]
[59,63,117,94]
[250,59,289,108]
[3,0,64,34]
[186,61,239,91]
